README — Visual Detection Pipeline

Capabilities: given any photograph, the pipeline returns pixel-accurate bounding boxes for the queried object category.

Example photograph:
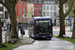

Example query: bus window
[36,20,51,33]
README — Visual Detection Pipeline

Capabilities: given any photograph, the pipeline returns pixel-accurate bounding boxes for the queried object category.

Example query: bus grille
[37,33,50,36]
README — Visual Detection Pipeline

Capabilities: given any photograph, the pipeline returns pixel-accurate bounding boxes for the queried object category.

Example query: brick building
[16,0,27,29]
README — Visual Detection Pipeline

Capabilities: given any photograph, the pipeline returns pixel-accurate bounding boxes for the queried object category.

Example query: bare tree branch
[64,0,74,17]
[4,0,11,12]
[62,0,67,4]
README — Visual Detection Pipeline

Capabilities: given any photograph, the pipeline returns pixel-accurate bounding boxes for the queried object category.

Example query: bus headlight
[36,34,38,36]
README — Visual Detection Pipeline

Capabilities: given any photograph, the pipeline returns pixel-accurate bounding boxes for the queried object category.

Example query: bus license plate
[42,36,46,38]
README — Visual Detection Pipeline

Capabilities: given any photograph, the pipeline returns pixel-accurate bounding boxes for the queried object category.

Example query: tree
[0,18,2,47]
[72,9,75,39]
[0,0,26,45]
[0,0,19,39]
[0,18,7,47]
[58,0,74,37]
[71,0,75,39]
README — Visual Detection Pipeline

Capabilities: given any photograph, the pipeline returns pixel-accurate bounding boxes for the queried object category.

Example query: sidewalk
[18,29,34,44]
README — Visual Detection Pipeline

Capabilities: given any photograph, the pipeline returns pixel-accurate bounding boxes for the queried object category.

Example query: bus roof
[34,17,51,20]
[27,16,52,25]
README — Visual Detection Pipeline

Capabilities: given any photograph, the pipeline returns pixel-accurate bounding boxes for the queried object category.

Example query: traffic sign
[24,14,27,17]
[23,14,28,18]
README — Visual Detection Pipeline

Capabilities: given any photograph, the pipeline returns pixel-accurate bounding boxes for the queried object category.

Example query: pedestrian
[20,28,23,40]
[20,28,25,40]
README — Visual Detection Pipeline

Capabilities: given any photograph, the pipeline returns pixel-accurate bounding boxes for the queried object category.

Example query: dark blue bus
[28,17,53,39]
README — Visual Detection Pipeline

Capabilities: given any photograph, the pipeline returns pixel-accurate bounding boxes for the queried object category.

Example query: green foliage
[0,39,22,50]
[0,44,15,50]
[70,30,73,32]
[69,0,75,17]
[54,35,75,43]
[8,37,12,39]
[4,32,6,34]
[16,39,22,44]
[53,35,58,37]
[58,37,75,43]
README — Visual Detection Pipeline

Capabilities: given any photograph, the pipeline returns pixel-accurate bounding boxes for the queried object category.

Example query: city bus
[27,17,53,39]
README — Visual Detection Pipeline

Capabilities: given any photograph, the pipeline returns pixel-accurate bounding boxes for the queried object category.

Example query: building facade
[34,4,42,16]
[28,0,42,16]
[27,3,34,19]
[16,0,27,29]
[42,0,59,25]
[42,0,69,26]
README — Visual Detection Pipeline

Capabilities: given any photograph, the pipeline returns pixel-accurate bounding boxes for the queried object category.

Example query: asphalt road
[14,26,75,50]
[14,37,75,50]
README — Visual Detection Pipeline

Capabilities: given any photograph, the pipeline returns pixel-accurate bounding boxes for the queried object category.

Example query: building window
[54,6,56,10]
[40,7,41,9]
[34,7,36,9]
[19,8,21,14]
[39,12,41,15]
[37,12,39,14]
[5,11,8,19]
[47,6,49,10]
[37,7,39,9]
[23,8,25,13]
[35,11,36,14]
[19,16,21,21]
[0,14,3,19]
[23,1,25,6]
[47,12,49,16]
[51,6,52,10]
[31,6,33,10]
[43,12,45,16]
[34,1,36,3]
[43,6,45,10]
[52,1,54,4]
[50,12,52,17]
[58,21,60,25]
[19,0,21,6]
[39,1,41,3]
[49,1,52,3]
[0,7,3,11]
[44,1,47,3]
[54,12,56,16]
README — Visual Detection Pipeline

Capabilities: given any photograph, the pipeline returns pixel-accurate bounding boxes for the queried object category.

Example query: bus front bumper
[35,34,53,38]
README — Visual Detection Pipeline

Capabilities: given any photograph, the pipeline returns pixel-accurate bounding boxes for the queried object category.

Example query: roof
[34,17,51,19]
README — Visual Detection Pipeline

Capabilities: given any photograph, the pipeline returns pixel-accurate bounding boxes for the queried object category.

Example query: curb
[29,39,35,44]
[21,39,35,45]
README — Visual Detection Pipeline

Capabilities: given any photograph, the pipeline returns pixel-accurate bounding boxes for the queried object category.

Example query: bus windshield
[36,20,51,33]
